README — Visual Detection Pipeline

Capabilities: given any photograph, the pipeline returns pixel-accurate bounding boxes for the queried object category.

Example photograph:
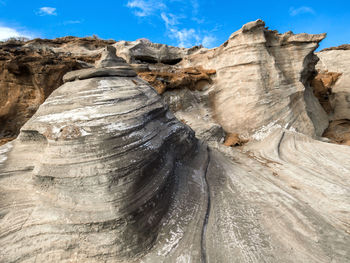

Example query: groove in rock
[201,146,211,263]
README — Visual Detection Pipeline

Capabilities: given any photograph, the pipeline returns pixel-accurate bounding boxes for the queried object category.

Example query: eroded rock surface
[314,47,350,144]
[0,37,119,143]
[180,20,330,140]
[0,21,350,263]
[0,37,195,145]
[0,46,205,262]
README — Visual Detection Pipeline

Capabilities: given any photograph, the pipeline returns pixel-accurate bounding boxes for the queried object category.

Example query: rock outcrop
[137,66,216,94]
[1,20,350,263]
[114,38,201,65]
[0,37,118,143]
[0,46,205,262]
[0,37,196,145]
[180,19,329,140]
[313,47,350,145]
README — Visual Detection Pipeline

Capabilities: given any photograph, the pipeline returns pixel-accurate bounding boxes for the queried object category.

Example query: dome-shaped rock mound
[0,46,207,262]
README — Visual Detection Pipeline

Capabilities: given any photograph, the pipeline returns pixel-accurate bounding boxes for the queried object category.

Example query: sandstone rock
[181,19,329,139]
[0,44,85,142]
[138,66,216,94]
[1,20,350,263]
[223,133,248,147]
[311,71,342,114]
[321,44,350,51]
[0,46,204,262]
[0,38,200,144]
[114,38,202,65]
[315,47,350,144]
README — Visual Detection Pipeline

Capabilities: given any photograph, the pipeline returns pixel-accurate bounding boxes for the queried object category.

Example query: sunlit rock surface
[0,21,350,263]
[315,48,350,145]
[181,19,329,139]
[0,47,205,262]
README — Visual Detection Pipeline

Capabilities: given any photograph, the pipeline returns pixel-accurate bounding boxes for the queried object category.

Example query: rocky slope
[0,20,350,262]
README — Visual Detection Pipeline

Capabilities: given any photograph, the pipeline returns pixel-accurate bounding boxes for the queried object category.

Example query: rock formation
[0,20,350,262]
[180,19,329,140]
[0,37,204,145]
[0,46,204,262]
[0,37,116,143]
[312,47,350,145]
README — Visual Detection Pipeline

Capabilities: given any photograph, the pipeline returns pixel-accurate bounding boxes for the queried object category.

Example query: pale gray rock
[114,39,203,65]
[0,46,202,262]
[162,87,225,143]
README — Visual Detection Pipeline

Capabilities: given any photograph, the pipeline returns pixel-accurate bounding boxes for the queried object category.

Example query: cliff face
[1,21,350,263]
[312,48,350,145]
[181,20,329,139]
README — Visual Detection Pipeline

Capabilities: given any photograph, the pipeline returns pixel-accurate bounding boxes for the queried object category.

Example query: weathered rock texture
[0,37,117,142]
[137,66,216,94]
[0,37,205,145]
[181,19,329,140]
[0,46,203,262]
[114,38,201,65]
[0,21,350,263]
[313,47,350,144]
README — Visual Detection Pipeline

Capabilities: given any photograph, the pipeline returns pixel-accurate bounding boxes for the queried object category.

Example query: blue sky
[0,0,349,50]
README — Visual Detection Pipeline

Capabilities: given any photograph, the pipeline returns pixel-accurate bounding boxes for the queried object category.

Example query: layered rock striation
[313,47,350,145]
[0,37,197,144]
[0,47,205,262]
[0,20,350,263]
[181,19,329,140]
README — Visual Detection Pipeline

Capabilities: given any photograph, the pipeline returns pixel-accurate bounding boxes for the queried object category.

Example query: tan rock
[181,19,329,139]
[315,47,350,144]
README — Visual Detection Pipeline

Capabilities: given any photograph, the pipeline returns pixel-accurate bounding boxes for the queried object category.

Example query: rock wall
[313,48,350,145]
[181,19,329,139]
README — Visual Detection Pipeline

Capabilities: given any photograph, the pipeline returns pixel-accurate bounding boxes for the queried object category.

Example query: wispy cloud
[289,6,315,16]
[169,28,200,48]
[126,0,217,48]
[63,20,83,25]
[161,12,182,26]
[0,26,35,41]
[37,7,57,16]
[127,0,165,17]
[202,35,217,48]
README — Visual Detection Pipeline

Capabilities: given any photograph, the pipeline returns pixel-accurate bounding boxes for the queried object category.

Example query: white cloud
[126,0,217,48]
[0,26,35,41]
[202,35,217,48]
[169,28,200,48]
[289,6,315,16]
[161,12,182,26]
[37,7,57,16]
[127,0,165,17]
